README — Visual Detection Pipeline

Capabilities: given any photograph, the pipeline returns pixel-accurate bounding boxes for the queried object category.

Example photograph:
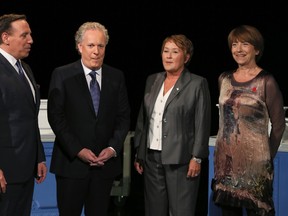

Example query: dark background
[1,2,287,215]
[1,1,287,135]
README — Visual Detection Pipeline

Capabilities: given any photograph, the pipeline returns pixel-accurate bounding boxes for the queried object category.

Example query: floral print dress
[212,70,285,216]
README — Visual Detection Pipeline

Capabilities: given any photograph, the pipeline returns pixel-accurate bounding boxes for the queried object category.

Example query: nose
[28,34,33,44]
[93,47,100,54]
[235,44,243,52]
[167,51,172,58]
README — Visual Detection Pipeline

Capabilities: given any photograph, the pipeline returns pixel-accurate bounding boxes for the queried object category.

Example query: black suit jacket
[0,53,45,183]
[48,60,130,179]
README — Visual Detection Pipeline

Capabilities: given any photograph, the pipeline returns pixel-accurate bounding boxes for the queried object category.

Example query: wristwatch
[192,156,202,164]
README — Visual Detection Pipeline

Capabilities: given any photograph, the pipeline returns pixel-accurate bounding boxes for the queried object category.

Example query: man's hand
[134,160,144,175]
[36,162,47,184]
[186,158,201,179]
[0,169,7,193]
[90,147,116,166]
[77,148,98,164]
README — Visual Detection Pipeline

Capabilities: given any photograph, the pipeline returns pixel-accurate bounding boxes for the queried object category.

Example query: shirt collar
[81,61,102,77]
[0,48,18,67]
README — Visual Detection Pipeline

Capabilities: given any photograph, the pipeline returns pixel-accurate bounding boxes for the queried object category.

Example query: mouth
[92,58,101,62]
[235,53,246,58]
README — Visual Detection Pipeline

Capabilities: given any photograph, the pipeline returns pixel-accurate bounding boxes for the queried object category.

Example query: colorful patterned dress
[212,70,285,216]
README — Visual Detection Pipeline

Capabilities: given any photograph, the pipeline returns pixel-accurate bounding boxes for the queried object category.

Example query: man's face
[4,19,33,59]
[78,29,106,71]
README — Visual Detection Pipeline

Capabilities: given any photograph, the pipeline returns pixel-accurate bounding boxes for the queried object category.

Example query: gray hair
[75,22,109,51]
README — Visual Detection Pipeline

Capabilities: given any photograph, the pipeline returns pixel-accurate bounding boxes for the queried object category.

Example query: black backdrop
[1,1,288,215]
[1,0,287,135]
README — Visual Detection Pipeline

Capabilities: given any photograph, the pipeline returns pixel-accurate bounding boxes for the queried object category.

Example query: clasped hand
[77,148,115,166]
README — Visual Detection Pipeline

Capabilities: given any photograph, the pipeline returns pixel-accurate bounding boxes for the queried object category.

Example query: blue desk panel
[32,139,288,215]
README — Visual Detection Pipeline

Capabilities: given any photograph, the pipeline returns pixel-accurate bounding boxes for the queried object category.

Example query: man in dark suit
[0,14,47,216]
[47,21,130,216]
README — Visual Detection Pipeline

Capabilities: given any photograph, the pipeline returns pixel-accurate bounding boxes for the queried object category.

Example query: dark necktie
[16,60,31,90]
[89,71,101,114]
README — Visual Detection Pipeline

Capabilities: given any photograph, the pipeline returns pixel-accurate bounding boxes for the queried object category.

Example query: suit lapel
[165,69,191,110]
[21,63,39,107]
[146,73,165,117]
[75,71,96,116]
[0,55,36,109]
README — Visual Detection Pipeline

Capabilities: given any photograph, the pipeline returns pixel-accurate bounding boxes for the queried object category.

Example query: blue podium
[32,101,288,215]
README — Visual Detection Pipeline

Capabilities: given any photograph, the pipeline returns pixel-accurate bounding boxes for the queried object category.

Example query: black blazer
[48,60,130,179]
[0,53,45,183]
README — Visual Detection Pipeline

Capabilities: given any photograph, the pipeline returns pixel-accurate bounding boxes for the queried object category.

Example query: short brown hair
[228,25,264,62]
[0,14,27,44]
[161,34,194,65]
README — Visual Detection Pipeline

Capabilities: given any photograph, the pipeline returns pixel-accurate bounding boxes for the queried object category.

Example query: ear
[184,54,191,64]
[77,43,83,53]
[1,32,9,45]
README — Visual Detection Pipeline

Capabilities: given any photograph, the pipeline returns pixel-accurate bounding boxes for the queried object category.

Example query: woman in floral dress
[212,25,286,216]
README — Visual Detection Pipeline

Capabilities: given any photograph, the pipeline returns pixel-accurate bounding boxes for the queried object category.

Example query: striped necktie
[89,71,100,114]
[16,60,33,93]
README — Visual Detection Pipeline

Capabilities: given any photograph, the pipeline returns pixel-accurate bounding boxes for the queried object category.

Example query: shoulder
[189,73,207,82]
[146,72,165,82]
[20,60,30,68]
[258,69,274,80]
[102,64,124,75]
[258,69,280,88]
[102,64,121,72]
[183,70,208,86]
[218,70,233,84]
[102,64,126,81]
[20,60,33,73]
[54,60,81,72]
[255,69,276,84]
[50,60,83,80]
[219,70,233,80]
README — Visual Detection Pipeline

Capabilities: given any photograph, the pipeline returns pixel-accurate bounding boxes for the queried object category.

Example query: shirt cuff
[109,147,117,157]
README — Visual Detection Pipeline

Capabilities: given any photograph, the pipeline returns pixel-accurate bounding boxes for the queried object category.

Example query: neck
[237,65,259,74]
[166,71,182,80]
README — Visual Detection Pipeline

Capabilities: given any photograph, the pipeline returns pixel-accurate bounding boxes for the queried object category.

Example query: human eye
[98,44,105,49]
[21,32,29,39]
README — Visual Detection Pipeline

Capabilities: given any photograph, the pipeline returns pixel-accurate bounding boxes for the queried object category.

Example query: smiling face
[77,29,106,70]
[161,41,190,74]
[228,25,264,63]
[231,40,259,67]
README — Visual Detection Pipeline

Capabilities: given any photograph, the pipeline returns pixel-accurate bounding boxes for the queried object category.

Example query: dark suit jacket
[48,60,130,179]
[0,53,45,183]
[134,68,211,164]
